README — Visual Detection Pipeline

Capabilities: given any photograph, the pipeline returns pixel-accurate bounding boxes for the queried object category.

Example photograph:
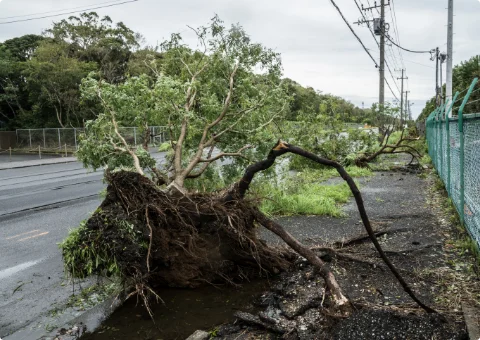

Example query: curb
[0,158,78,170]
[46,294,124,340]
[462,301,480,340]
[3,293,124,340]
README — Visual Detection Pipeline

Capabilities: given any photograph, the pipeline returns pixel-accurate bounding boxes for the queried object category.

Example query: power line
[359,4,400,72]
[385,33,433,54]
[389,0,405,68]
[0,0,139,25]
[0,0,126,20]
[385,78,400,101]
[328,0,378,67]
[353,0,401,94]
[331,0,400,101]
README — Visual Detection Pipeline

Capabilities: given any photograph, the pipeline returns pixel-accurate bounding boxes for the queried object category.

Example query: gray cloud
[1,0,479,118]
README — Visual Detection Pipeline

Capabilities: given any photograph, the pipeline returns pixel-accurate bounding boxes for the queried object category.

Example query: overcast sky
[1,0,479,118]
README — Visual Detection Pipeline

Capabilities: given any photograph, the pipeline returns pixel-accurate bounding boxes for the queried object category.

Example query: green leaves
[77,17,290,183]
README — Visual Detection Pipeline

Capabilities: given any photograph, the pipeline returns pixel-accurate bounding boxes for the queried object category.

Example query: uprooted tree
[62,17,435,316]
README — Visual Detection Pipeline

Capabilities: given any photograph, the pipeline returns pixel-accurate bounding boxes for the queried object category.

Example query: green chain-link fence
[426,77,480,249]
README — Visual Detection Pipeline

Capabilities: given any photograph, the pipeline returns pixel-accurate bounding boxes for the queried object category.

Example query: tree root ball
[62,171,291,288]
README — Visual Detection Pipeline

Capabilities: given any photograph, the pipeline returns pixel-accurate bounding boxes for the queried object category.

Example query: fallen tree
[63,18,436,317]
[62,140,436,315]
[354,128,423,167]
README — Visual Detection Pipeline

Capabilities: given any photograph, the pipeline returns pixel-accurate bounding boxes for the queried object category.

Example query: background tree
[45,12,141,83]
[418,55,480,122]
[0,35,45,128]
[23,42,97,127]
[0,13,143,128]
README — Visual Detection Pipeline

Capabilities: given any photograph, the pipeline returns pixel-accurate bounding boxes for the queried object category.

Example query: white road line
[0,259,43,280]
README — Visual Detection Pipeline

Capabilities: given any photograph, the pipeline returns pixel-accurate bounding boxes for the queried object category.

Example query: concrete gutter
[3,292,124,340]
[462,301,480,340]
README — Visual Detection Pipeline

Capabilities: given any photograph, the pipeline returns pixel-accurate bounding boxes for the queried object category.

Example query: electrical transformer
[373,18,381,35]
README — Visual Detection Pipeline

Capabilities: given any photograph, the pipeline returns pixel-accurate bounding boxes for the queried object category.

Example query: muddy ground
[74,158,479,340]
[208,165,478,339]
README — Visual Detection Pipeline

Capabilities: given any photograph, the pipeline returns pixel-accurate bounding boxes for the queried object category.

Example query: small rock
[185,330,209,340]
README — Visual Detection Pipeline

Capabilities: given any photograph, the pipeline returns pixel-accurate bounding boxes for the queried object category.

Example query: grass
[252,165,371,217]
[257,182,352,217]
[431,170,480,270]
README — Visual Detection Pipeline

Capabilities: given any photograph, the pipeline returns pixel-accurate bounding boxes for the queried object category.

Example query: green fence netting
[426,77,480,249]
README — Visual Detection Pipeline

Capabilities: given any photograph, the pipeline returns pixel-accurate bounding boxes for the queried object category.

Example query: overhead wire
[0,0,139,24]
[384,33,433,54]
[0,0,126,20]
[385,78,400,101]
[389,0,406,68]
[328,0,378,67]
[354,0,401,96]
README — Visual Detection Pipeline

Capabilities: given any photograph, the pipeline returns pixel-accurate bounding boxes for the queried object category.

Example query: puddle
[81,280,269,340]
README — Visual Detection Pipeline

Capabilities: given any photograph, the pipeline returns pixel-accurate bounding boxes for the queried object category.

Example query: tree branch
[179,62,240,182]
[198,145,252,163]
[226,141,437,314]
[97,89,144,175]
[253,209,349,309]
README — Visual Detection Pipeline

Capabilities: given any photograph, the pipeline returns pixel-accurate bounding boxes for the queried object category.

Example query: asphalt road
[0,161,105,338]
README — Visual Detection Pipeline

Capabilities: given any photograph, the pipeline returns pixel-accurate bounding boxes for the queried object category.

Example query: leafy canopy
[77,16,290,185]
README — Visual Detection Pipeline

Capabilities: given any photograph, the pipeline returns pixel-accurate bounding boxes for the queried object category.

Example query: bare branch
[185,145,215,179]
[198,145,252,163]
[97,89,144,175]
[179,62,240,182]
[180,58,194,77]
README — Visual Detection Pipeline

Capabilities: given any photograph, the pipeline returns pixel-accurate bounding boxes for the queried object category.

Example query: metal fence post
[58,128,61,149]
[74,128,77,150]
[29,129,32,148]
[438,104,445,178]
[458,77,478,225]
[134,127,137,146]
[434,109,438,167]
[446,91,459,195]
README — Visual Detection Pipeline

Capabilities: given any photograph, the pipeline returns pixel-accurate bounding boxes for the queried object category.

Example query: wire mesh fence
[426,77,480,249]
[15,126,168,151]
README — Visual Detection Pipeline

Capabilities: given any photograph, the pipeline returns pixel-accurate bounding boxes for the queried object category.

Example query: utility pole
[357,0,390,113]
[404,91,410,122]
[440,53,447,106]
[446,0,454,105]
[379,0,385,113]
[397,69,407,127]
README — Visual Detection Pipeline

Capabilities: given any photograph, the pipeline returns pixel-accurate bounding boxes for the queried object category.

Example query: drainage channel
[81,280,269,339]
